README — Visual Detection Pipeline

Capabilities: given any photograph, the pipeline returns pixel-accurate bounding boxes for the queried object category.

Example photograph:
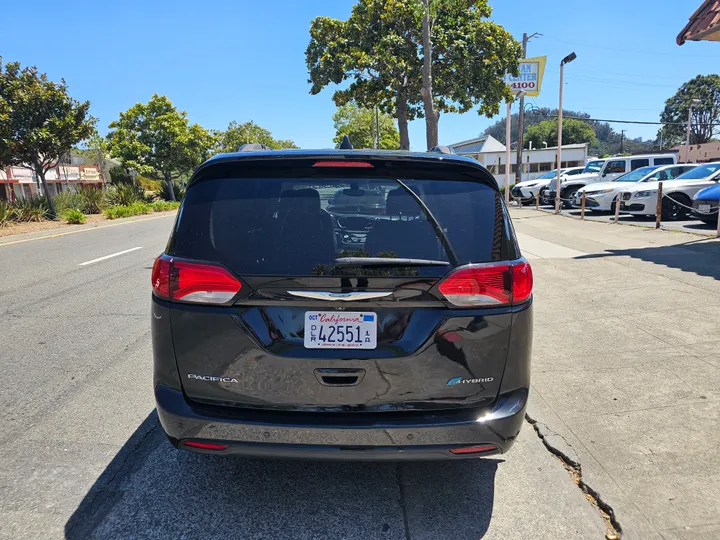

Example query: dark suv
[152,148,533,460]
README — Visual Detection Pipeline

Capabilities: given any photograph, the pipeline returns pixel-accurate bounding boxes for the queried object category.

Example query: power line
[546,114,720,127]
[546,37,720,59]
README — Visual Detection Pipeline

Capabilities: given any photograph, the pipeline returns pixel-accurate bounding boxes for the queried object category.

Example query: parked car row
[573,164,697,212]
[511,167,585,204]
[534,161,720,224]
[540,153,680,207]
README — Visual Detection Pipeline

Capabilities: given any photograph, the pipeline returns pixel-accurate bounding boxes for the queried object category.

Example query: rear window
[653,157,674,165]
[171,176,505,277]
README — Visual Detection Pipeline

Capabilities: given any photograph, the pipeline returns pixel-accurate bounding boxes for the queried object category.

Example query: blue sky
[3,0,719,150]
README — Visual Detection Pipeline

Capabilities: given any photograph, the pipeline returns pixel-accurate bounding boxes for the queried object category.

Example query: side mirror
[601,171,607,177]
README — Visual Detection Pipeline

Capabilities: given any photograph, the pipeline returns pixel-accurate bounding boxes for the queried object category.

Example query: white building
[448,137,589,186]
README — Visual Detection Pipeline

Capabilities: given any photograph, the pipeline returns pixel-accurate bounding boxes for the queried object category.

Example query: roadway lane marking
[78,247,143,266]
[0,213,175,248]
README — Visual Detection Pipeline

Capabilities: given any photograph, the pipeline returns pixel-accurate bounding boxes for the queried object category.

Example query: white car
[546,154,680,207]
[512,167,585,204]
[619,163,720,220]
[572,164,698,211]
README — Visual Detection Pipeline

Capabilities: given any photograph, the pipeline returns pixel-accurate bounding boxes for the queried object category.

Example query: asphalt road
[0,213,609,539]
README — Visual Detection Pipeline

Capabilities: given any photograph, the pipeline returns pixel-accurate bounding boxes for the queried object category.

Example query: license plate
[304,312,377,349]
[699,204,711,213]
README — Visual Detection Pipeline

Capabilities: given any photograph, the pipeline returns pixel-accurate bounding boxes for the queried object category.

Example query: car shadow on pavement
[65,411,500,540]
[575,240,720,280]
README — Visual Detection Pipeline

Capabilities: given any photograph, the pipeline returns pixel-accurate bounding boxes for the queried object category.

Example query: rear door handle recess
[315,368,366,386]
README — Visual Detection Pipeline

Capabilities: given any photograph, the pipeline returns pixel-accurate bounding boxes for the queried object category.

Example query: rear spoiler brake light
[312,161,374,168]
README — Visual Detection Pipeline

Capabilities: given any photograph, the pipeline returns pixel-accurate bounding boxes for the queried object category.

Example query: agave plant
[0,200,11,227]
[105,184,143,206]
[78,186,104,214]
[14,197,49,222]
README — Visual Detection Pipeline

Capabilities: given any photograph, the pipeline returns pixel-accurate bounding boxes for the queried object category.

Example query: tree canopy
[215,121,298,152]
[106,94,215,200]
[307,0,521,150]
[333,102,400,149]
[0,57,95,216]
[525,118,596,149]
[659,74,720,146]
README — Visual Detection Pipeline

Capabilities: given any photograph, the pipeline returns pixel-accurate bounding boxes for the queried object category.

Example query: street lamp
[684,98,701,163]
[555,52,577,214]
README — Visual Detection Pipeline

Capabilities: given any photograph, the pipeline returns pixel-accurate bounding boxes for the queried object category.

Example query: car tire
[661,194,690,221]
[561,187,580,209]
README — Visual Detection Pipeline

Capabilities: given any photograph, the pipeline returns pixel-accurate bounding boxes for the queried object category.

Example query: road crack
[525,413,622,540]
[394,463,411,540]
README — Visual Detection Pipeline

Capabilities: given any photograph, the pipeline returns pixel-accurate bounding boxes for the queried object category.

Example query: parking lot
[0,209,719,539]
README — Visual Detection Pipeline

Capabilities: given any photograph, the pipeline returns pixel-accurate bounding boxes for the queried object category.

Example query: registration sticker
[304,312,377,349]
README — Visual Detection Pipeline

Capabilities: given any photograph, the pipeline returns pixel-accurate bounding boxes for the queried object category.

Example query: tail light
[152,254,242,304]
[438,260,532,307]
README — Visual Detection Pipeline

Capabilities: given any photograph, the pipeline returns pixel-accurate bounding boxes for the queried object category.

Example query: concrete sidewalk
[511,207,720,539]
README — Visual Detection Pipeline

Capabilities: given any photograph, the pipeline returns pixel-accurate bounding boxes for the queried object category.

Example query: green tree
[525,118,596,149]
[76,129,112,182]
[0,58,95,216]
[333,102,400,149]
[307,1,422,150]
[107,94,215,201]
[215,120,297,152]
[307,0,521,151]
[659,74,720,146]
[420,0,521,149]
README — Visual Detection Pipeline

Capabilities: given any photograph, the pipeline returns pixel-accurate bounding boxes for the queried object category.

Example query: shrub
[62,208,87,224]
[0,200,11,227]
[149,200,180,212]
[78,186,104,214]
[105,184,143,206]
[103,202,152,219]
[54,191,84,215]
[137,175,162,192]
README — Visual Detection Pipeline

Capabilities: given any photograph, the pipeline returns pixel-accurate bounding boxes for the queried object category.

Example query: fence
[515,181,720,238]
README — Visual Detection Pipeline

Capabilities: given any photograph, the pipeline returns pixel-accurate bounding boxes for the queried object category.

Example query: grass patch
[148,200,180,212]
[103,202,153,220]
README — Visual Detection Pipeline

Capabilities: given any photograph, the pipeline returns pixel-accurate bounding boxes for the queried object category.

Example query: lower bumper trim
[155,385,528,460]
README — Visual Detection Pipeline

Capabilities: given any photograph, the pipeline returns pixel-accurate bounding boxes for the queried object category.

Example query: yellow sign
[503,56,547,97]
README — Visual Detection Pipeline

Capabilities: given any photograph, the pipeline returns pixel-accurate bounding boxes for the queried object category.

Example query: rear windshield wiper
[334,257,451,269]
[393,179,460,267]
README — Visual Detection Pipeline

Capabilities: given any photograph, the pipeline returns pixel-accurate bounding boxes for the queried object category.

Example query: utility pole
[620,130,626,154]
[515,32,540,185]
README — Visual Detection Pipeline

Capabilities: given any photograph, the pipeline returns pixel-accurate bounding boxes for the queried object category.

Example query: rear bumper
[155,384,528,461]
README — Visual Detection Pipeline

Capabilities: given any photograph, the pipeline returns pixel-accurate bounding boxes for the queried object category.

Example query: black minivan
[152,148,533,460]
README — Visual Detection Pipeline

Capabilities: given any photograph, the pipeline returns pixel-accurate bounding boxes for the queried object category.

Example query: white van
[557,153,678,204]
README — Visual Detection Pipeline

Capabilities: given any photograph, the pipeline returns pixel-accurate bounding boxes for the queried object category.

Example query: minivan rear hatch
[162,154,523,413]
